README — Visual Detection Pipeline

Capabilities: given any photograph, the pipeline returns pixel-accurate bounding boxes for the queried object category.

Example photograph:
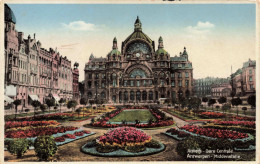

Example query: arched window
[130,69,147,78]
[119,91,122,102]
[149,91,153,100]
[124,91,128,101]
[142,91,147,101]
[136,91,141,101]
[87,92,92,99]
[130,91,134,101]
[101,91,106,99]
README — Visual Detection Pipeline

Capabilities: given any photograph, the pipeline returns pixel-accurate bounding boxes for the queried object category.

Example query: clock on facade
[136,53,140,58]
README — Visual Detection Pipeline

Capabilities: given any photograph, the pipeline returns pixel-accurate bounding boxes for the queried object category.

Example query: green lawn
[108,109,156,123]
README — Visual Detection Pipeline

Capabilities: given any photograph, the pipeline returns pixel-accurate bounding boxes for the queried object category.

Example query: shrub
[96,144,118,153]
[7,138,29,158]
[145,139,161,149]
[34,135,57,161]
[166,128,179,135]
[124,145,146,153]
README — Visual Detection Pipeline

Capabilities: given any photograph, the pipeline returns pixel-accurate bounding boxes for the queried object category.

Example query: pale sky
[8,4,256,81]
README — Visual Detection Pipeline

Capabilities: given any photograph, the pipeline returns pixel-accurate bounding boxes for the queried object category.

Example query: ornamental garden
[4,97,256,161]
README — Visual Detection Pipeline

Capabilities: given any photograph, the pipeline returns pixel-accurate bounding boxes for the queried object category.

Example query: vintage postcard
[1,0,259,163]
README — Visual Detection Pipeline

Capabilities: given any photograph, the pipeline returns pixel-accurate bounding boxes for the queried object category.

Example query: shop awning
[5,95,14,103]
[29,95,39,101]
[5,85,17,97]
[52,94,60,102]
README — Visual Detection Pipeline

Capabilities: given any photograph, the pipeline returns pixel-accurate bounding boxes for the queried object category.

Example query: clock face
[136,53,140,58]
[146,55,150,58]
[126,42,151,54]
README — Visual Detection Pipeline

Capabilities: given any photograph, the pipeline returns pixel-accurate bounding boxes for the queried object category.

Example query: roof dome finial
[112,37,118,49]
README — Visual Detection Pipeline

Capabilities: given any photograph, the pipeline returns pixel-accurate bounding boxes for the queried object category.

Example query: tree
[216,105,220,111]
[13,99,21,121]
[231,97,242,116]
[25,109,30,118]
[40,104,47,113]
[202,97,208,108]
[208,99,216,110]
[165,99,171,111]
[46,99,55,113]
[222,103,231,114]
[187,97,201,115]
[67,100,78,112]
[80,98,87,106]
[218,96,227,107]
[242,107,247,116]
[31,100,41,118]
[58,98,65,113]
[247,95,256,109]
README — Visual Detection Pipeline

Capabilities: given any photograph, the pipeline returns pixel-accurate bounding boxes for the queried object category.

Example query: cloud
[62,21,96,31]
[185,21,215,35]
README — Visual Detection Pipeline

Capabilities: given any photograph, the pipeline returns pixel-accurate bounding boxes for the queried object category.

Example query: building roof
[170,56,187,62]
[155,48,168,55]
[243,59,256,68]
[123,17,153,45]
[109,49,121,56]
[90,57,106,62]
[5,4,16,24]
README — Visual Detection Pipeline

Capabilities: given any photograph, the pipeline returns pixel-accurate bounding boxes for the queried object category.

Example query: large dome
[5,4,16,24]
[123,17,153,45]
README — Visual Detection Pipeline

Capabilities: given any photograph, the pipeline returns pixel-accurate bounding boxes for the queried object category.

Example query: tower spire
[134,16,142,32]
[158,36,164,48]
[112,37,118,49]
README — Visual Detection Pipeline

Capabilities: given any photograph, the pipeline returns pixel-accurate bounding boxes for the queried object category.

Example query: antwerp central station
[84,17,193,104]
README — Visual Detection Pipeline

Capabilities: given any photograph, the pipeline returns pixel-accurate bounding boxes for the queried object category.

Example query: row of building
[4,4,79,107]
[194,59,256,100]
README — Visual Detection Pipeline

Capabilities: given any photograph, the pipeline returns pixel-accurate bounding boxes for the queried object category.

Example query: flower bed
[180,125,249,140]
[97,127,151,147]
[92,108,174,128]
[5,120,60,130]
[213,120,255,128]
[5,126,78,138]
[199,112,225,118]
[6,113,74,121]
[81,127,164,156]
[230,116,255,121]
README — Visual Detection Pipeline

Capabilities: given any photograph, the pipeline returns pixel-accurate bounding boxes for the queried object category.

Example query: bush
[96,144,118,153]
[7,138,29,158]
[124,145,146,153]
[177,131,190,138]
[34,135,57,161]
[145,139,161,149]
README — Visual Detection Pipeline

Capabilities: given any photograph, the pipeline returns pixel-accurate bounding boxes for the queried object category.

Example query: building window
[89,74,92,79]
[137,81,140,87]
[113,62,116,67]
[185,72,189,78]
[149,91,153,100]
[249,69,252,74]
[143,80,146,86]
[171,73,175,78]
[250,84,254,89]
[186,80,189,86]
[179,80,182,86]
[161,80,164,86]
[161,62,164,67]
[178,73,182,78]
[130,91,134,101]
[249,76,253,82]
[102,83,105,88]
[178,64,182,68]
[130,81,134,87]
[171,81,175,87]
